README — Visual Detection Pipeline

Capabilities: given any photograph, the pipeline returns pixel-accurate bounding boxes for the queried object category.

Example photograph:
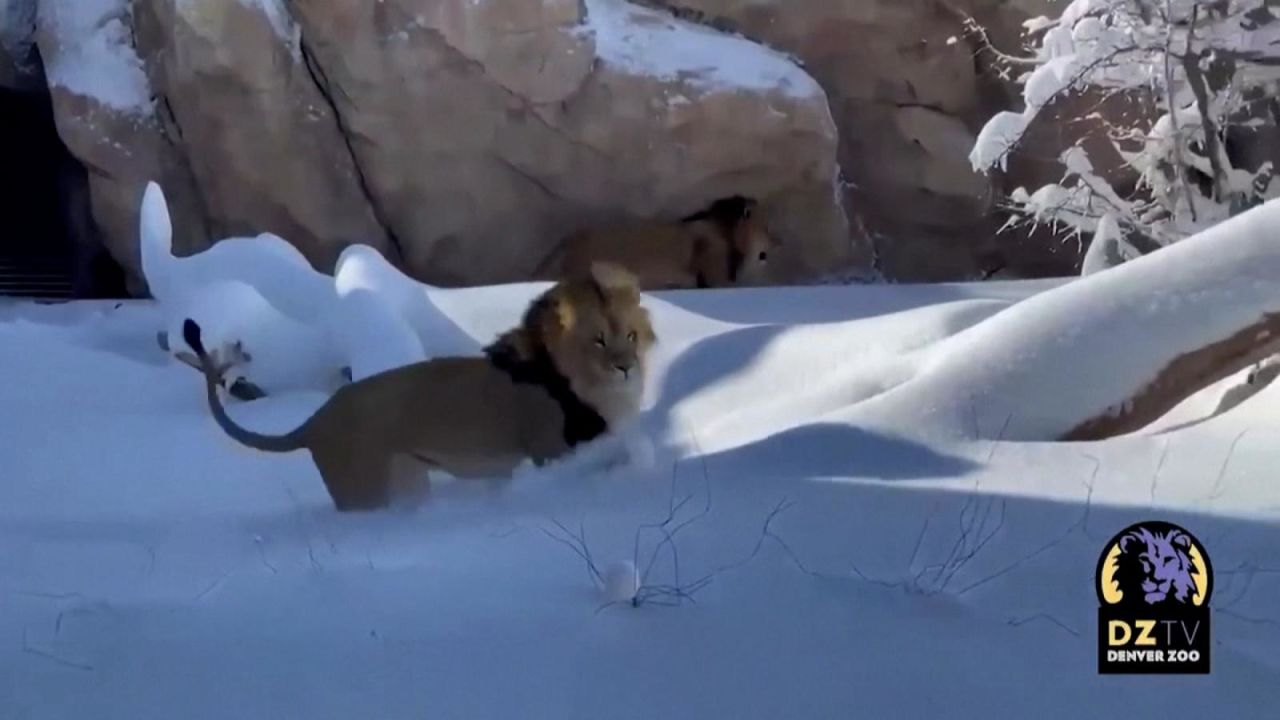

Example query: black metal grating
[0,256,75,300]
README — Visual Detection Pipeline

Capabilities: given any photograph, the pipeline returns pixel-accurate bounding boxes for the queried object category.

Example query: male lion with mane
[183,262,656,511]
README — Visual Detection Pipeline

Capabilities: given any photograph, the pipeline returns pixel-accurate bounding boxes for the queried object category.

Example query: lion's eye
[758,251,768,262]
[594,334,606,348]
[627,331,637,343]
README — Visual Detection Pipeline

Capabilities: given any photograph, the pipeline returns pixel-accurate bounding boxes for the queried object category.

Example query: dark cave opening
[0,84,128,300]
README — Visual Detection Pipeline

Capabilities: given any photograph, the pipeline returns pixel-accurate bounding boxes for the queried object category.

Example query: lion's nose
[614,363,631,378]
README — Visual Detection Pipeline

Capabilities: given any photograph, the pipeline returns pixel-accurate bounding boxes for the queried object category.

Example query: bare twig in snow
[1007,613,1081,637]
[1209,428,1249,500]
[22,628,93,672]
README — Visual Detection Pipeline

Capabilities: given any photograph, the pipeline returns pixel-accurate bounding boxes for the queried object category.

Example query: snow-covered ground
[2,272,1278,718]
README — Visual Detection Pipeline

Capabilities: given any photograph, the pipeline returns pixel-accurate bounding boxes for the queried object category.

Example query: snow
[142,183,441,391]
[972,0,1280,246]
[1080,212,1138,275]
[579,0,822,99]
[324,288,424,382]
[969,110,1029,172]
[235,0,298,46]
[824,200,1280,443]
[35,0,153,114]
[4,208,1280,715]
[164,280,348,395]
[332,243,481,360]
[141,182,338,326]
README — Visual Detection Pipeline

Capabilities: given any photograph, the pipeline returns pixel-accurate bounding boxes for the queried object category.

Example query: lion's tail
[182,319,306,454]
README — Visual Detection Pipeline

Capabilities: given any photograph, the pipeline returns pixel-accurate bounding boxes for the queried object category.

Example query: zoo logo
[1096,521,1212,674]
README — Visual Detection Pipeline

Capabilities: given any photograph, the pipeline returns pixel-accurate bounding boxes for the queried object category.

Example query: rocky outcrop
[132,0,391,273]
[650,0,1069,280]
[32,0,853,289]
[0,0,41,91]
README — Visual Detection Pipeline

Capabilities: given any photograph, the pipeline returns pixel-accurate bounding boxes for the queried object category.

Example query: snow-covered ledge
[839,199,1280,442]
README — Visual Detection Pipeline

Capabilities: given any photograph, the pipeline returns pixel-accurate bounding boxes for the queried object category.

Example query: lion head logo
[1097,522,1211,608]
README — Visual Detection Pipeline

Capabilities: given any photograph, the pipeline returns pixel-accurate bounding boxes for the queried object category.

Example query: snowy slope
[2,272,1278,719]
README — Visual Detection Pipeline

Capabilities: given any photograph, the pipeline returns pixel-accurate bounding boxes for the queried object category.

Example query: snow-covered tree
[968,0,1280,255]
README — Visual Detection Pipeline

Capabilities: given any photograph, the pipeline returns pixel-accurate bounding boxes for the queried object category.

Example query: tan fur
[536,196,777,290]
[183,263,656,511]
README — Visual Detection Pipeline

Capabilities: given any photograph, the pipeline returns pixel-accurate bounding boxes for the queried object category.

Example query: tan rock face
[35,0,211,293]
[36,0,852,289]
[651,0,1073,280]
[132,0,391,273]
[286,0,851,284]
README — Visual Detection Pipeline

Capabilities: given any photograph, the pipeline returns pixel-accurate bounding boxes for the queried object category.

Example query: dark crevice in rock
[151,89,215,252]
[893,100,950,115]
[0,78,127,299]
[297,37,407,268]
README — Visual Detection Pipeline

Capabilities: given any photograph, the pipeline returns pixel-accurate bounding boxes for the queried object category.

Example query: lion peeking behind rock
[183,262,657,511]
[535,196,778,290]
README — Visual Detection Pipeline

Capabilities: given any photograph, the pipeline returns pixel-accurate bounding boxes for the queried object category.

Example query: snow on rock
[177,0,302,57]
[35,0,152,114]
[837,199,1280,442]
[580,0,822,98]
[236,0,299,46]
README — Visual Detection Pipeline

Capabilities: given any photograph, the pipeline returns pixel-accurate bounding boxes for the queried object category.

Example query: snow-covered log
[845,199,1280,442]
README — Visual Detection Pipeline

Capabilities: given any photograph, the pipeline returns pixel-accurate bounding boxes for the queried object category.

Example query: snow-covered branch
[970,0,1280,261]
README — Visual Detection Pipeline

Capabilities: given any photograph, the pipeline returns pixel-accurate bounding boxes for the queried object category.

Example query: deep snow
[2,267,1278,718]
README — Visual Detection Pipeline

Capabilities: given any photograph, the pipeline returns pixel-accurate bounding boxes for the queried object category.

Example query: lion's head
[685,196,778,285]
[486,262,656,424]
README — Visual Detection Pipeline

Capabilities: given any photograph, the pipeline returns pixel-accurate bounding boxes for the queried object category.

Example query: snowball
[603,560,640,604]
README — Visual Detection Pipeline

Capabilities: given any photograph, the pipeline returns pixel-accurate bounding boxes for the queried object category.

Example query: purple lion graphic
[1115,526,1199,605]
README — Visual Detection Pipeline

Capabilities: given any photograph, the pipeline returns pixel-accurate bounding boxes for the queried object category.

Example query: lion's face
[560,297,654,392]
[731,204,778,285]
[536,263,656,421]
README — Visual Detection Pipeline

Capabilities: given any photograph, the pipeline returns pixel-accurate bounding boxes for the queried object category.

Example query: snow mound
[581,0,821,98]
[140,182,337,325]
[838,199,1280,442]
[1080,213,1139,275]
[36,0,153,114]
[325,288,425,381]
[166,280,347,395]
[333,243,480,359]
[3,261,1280,716]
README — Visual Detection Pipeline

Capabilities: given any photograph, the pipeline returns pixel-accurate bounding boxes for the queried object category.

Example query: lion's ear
[1171,532,1191,548]
[588,262,642,305]
[542,295,575,338]
[635,307,657,345]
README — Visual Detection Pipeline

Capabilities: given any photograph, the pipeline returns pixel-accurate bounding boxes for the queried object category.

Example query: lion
[535,196,778,290]
[182,262,657,511]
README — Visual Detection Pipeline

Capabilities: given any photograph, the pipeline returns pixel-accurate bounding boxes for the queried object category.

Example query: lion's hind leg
[388,453,433,509]
[311,446,392,511]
